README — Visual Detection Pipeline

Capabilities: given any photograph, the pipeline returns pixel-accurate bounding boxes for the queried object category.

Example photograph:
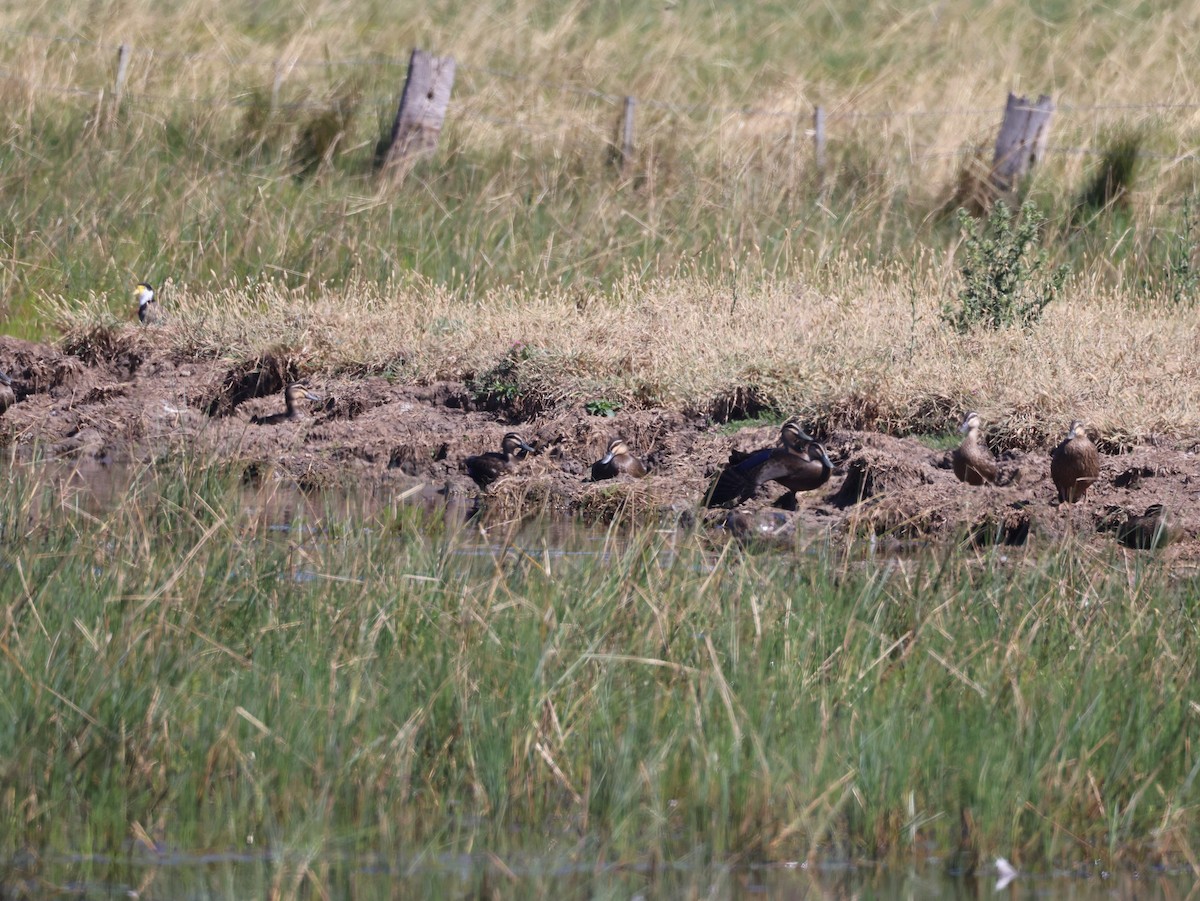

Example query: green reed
[0,463,1197,876]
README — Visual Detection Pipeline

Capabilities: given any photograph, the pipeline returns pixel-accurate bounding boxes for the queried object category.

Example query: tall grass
[2,462,1199,880]
[2,1,1200,335]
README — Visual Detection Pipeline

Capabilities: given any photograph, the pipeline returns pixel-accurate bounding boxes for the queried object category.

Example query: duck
[705,421,823,507]
[0,369,14,413]
[135,281,160,324]
[464,431,535,488]
[770,440,835,495]
[1117,504,1171,550]
[250,383,320,425]
[1050,420,1100,503]
[590,438,648,481]
[951,411,998,486]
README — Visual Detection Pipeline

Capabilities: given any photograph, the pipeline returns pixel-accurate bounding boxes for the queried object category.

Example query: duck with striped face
[465,432,536,488]
[591,438,648,481]
[250,383,321,425]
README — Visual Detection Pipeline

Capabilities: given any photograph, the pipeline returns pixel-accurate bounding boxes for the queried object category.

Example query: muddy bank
[1,335,1197,558]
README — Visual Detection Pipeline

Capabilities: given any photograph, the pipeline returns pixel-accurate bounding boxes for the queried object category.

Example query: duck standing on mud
[951,411,998,486]
[705,420,821,507]
[135,281,160,324]
[250,383,321,425]
[590,438,648,481]
[465,432,536,488]
[1050,420,1099,503]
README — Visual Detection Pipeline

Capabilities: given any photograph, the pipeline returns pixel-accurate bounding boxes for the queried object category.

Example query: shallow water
[7,850,1193,900]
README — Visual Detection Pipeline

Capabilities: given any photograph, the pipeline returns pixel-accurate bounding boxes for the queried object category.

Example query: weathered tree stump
[991,92,1054,193]
[377,48,456,172]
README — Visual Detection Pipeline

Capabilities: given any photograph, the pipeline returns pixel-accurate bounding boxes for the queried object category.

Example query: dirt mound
[1,337,1198,558]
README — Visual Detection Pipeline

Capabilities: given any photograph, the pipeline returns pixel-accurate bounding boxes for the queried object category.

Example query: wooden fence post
[377,48,456,172]
[991,92,1054,193]
[812,105,826,189]
[619,96,636,172]
[114,43,130,106]
[270,59,284,115]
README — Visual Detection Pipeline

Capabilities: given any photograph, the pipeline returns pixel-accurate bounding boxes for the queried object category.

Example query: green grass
[3,1,1200,336]
[2,462,1199,884]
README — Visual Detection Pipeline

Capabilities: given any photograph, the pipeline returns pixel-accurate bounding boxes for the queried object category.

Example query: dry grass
[48,260,1199,447]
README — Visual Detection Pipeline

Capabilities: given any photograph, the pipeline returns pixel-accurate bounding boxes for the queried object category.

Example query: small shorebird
[135,281,161,324]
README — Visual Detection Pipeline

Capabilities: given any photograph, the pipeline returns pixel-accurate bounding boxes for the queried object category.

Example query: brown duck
[951,411,998,486]
[705,421,809,507]
[250,383,321,425]
[590,438,648,481]
[1050,420,1099,503]
[0,369,14,414]
[706,422,828,507]
[1117,504,1171,550]
[769,440,835,495]
[465,432,535,488]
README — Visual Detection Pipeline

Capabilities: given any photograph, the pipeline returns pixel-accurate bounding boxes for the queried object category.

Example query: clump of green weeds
[584,398,621,417]
[1148,195,1199,306]
[292,87,360,177]
[941,201,1070,332]
[469,341,543,411]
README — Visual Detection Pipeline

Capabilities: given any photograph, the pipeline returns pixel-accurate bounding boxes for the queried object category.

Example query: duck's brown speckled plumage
[706,420,829,507]
[250,383,320,425]
[590,438,647,481]
[0,369,13,414]
[465,432,535,488]
[951,412,998,486]
[770,440,834,495]
[1050,420,1100,503]
[1117,504,1171,549]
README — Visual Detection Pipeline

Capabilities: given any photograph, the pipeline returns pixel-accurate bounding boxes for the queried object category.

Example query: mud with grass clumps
[2,335,1199,557]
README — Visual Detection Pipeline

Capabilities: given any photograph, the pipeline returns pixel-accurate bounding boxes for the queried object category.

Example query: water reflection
[8,851,1193,900]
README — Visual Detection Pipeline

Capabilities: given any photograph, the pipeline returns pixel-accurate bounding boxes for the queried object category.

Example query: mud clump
[0,336,1199,558]
[204,350,302,417]
[831,446,933,507]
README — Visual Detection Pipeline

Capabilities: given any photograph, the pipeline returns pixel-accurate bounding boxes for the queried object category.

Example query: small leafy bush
[585,398,621,417]
[941,201,1069,332]
[1152,196,1199,307]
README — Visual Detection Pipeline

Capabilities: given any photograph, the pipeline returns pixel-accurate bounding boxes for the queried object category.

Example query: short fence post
[812,104,826,190]
[114,43,130,105]
[377,48,456,173]
[991,92,1054,193]
[270,59,284,115]
[619,95,636,172]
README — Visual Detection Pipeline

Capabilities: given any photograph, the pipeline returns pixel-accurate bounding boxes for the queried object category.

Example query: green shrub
[941,201,1069,332]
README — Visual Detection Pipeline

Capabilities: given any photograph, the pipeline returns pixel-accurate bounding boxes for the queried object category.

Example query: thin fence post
[377,48,456,173]
[620,95,636,172]
[270,59,284,115]
[113,43,130,107]
[812,104,826,189]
